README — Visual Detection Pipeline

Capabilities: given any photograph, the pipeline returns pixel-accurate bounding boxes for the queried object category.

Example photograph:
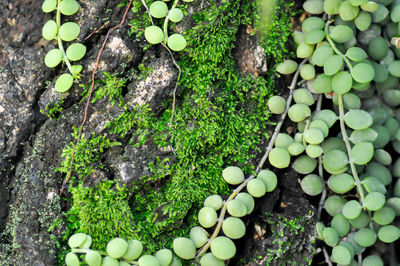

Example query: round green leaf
[360,1,379,12]
[59,0,80,16]
[323,149,348,171]
[324,0,342,14]
[328,173,355,194]
[138,255,160,266]
[349,211,370,229]
[233,193,254,215]
[299,64,316,80]
[276,60,298,74]
[312,45,333,67]
[123,240,143,261]
[267,95,286,114]
[288,103,311,122]
[331,213,350,237]
[227,199,247,217]
[345,47,367,62]
[155,249,173,266]
[368,37,388,61]
[313,109,338,128]
[198,207,217,228]
[361,176,387,195]
[222,166,244,185]
[274,133,294,149]
[190,227,208,248]
[149,1,168,18]
[169,8,184,22]
[66,43,86,61]
[247,178,266,197]
[222,217,246,239]
[304,29,325,44]
[68,233,87,248]
[373,207,395,225]
[349,128,378,143]
[342,200,362,219]
[362,255,384,266]
[323,227,339,247]
[42,0,57,13]
[332,245,352,265]
[355,11,371,31]
[55,73,74,92]
[339,1,360,21]
[365,162,392,185]
[256,170,277,192]
[107,238,128,259]
[59,22,80,41]
[332,71,353,94]
[354,228,376,247]
[351,63,375,83]
[388,60,400,77]
[44,48,63,68]
[344,109,373,130]
[301,174,324,196]
[173,238,196,260]
[210,237,236,260]
[65,252,80,266]
[200,253,224,266]
[351,142,374,165]
[268,147,290,168]
[302,17,325,32]
[305,144,323,158]
[79,235,92,249]
[292,155,317,174]
[42,20,58,40]
[71,65,83,76]
[204,194,223,210]
[312,74,333,93]
[378,225,400,243]
[296,42,315,58]
[303,128,324,144]
[330,25,354,43]
[85,250,101,266]
[144,26,164,44]
[324,55,343,76]
[310,120,329,137]
[288,142,305,156]
[364,192,385,211]
[324,195,348,216]
[167,34,187,51]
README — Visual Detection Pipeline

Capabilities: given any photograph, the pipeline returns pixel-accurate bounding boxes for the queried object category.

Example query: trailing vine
[36,0,400,265]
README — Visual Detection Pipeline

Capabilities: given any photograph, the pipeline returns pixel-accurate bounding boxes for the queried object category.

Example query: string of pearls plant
[59,0,400,265]
[143,0,192,51]
[42,0,86,92]
[272,0,400,264]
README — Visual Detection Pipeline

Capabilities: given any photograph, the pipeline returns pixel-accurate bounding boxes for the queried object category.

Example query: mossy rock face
[0,0,305,265]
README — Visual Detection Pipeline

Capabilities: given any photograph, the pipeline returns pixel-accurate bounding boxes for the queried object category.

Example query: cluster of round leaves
[144,1,190,51]
[271,0,400,263]
[42,0,86,92]
[66,166,278,265]
[65,233,182,266]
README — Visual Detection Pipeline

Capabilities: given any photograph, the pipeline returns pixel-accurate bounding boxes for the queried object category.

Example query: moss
[66,181,138,250]
[59,0,296,256]
[40,98,65,120]
[57,127,121,183]
[260,213,313,265]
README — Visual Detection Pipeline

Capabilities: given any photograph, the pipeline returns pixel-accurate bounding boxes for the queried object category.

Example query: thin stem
[161,43,181,126]
[337,94,365,204]
[163,0,180,43]
[323,247,333,266]
[60,0,133,195]
[324,21,353,72]
[196,58,308,258]
[56,0,74,75]
[256,58,308,172]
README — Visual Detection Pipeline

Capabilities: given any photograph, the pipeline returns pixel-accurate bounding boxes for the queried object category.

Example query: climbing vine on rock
[42,0,86,92]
